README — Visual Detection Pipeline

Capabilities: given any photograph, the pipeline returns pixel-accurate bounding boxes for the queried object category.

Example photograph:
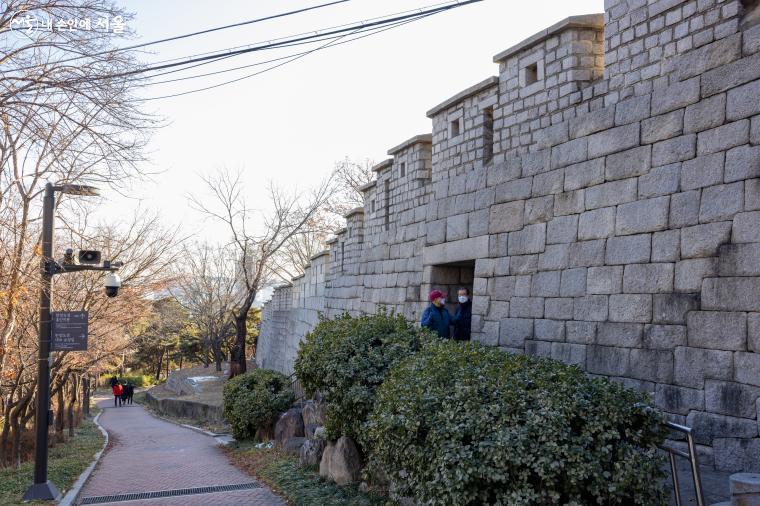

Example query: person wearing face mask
[420,289,452,338]
[451,287,472,341]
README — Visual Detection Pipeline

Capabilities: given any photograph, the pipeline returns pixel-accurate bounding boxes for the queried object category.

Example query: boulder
[282,436,306,456]
[299,438,326,467]
[274,407,304,447]
[319,436,362,485]
[301,400,327,435]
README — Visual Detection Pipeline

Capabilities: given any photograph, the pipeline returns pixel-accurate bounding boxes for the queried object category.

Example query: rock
[299,438,326,467]
[301,400,326,437]
[282,436,306,456]
[274,407,304,447]
[319,436,362,485]
[313,426,327,440]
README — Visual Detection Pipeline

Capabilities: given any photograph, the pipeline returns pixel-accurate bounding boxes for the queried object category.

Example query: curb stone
[58,410,109,506]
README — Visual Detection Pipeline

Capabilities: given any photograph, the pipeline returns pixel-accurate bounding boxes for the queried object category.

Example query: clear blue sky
[101,0,603,241]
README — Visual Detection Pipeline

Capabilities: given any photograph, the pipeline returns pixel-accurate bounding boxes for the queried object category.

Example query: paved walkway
[78,397,282,505]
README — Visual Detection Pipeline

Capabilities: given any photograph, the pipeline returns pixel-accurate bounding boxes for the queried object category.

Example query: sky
[99,0,604,242]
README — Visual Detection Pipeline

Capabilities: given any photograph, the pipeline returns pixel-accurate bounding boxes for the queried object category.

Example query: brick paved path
[79,397,282,505]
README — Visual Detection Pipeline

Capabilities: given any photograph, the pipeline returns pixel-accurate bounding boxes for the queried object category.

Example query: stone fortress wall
[257,0,760,472]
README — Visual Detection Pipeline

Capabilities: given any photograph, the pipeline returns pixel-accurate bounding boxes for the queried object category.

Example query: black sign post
[51,311,88,352]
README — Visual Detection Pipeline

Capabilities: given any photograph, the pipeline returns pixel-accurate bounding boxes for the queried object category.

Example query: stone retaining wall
[258,0,760,472]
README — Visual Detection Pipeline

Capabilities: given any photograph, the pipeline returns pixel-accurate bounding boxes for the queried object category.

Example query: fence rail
[661,420,705,506]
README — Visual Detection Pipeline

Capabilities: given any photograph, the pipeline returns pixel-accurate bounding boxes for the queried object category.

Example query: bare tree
[329,157,375,216]
[192,170,333,375]
[173,243,238,372]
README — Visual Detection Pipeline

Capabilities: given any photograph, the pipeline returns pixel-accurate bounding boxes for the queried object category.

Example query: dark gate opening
[428,260,475,340]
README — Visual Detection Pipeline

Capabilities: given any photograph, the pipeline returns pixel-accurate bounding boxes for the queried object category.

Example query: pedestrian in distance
[451,287,472,341]
[112,382,124,407]
[109,375,118,388]
[120,382,129,405]
[125,382,134,405]
[420,289,452,338]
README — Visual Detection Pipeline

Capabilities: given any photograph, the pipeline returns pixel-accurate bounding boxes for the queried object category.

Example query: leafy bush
[366,341,668,505]
[294,311,433,447]
[223,369,295,441]
[100,374,156,388]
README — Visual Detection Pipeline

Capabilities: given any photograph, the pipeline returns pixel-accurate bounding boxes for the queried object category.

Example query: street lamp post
[23,182,111,502]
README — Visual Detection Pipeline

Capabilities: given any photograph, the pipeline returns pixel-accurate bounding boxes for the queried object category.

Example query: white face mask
[439,298,446,305]
[458,295,468,304]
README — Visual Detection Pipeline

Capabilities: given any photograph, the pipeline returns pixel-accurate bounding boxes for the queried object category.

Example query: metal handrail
[660,421,705,506]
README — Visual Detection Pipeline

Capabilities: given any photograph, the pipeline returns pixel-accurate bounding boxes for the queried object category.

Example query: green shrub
[223,369,295,441]
[294,311,434,448]
[366,341,668,505]
[100,374,156,388]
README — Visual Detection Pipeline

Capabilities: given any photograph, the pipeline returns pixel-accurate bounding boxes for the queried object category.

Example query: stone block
[652,134,697,166]
[587,265,623,294]
[597,322,643,347]
[488,301,510,320]
[735,352,760,388]
[550,342,586,366]
[535,123,569,151]
[530,270,560,297]
[606,234,651,264]
[725,145,760,183]
[684,93,726,134]
[426,219,446,245]
[652,229,680,262]
[532,170,563,197]
[514,275,531,296]
[553,189,585,216]
[564,158,604,191]
[489,201,525,233]
[585,179,637,209]
[499,317,533,348]
[496,178,532,203]
[681,152,724,190]
[521,150,551,177]
[687,311,748,351]
[524,196,554,224]
[588,123,640,159]
[560,268,587,297]
[714,438,760,472]
[623,263,674,293]
[697,119,750,156]
[674,347,733,388]
[534,319,565,341]
[642,110,684,144]
[673,33,742,81]
[578,207,615,240]
[675,258,717,292]
[489,276,516,300]
[474,258,496,277]
[573,295,608,322]
[538,244,569,270]
[680,221,732,258]
[566,320,597,344]
[546,214,578,244]
[655,384,704,415]
[629,348,674,382]
[446,214,468,241]
[644,324,687,349]
[700,182,744,223]
[653,293,699,324]
[751,313,760,353]
[544,297,573,320]
[605,145,651,181]
[705,380,760,418]
[669,190,700,228]
[510,255,538,275]
[551,138,588,169]
[748,179,760,211]
[615,94,651,125]
[509,297,544,318]
[719,243,760,276]
[651,76,700,115]
[508,223,546,255]
[567,239,606,267]
[524,339,552,357]
[477,322,500,346]
[586,345,629,376]
[638,163,680,198]
[686,411,758,445]
[702,277,760,312]
[468,209,489,237]
[569,106,615,139]
[727,79,760,121]
[609,293,652,323]
[615,196,670,235]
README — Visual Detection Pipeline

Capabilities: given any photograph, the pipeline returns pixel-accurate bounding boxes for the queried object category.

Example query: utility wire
[139,13,431,101]
[5,0,350,72]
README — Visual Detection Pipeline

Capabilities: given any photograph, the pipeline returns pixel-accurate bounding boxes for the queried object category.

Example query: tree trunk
[55,387,65,437]
[212,340,222,372]
[155,349,163,381]
[165,347,170,379]
[83,377,91,417]
[234,313,247,375]
[68,376,77,437]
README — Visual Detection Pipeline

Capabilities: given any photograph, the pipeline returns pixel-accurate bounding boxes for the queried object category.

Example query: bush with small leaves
[366,341,669,505]
[294,311,434,451]
[223,369,295,441]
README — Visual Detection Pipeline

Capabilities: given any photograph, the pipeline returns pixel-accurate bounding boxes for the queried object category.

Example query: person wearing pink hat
[420,289,452,338]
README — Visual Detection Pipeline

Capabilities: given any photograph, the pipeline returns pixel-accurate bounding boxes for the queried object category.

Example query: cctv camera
[104,272,122,298]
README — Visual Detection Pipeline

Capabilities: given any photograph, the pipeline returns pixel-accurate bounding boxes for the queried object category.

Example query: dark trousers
[114,395,121,407]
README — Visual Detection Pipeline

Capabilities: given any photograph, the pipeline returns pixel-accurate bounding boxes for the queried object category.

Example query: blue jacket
[420,304,452,338]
